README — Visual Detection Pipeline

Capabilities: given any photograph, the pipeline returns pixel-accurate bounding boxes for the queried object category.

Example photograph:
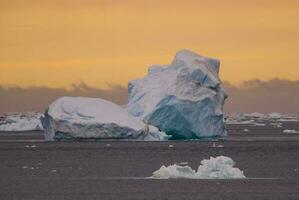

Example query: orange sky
[1,0,299,89]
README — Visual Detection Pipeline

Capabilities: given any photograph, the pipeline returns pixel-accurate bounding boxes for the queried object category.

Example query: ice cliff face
[127,50,227,139]
[41,97,168,141]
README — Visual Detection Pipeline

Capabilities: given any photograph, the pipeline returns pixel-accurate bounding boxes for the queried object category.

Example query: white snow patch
[151,156,245,179]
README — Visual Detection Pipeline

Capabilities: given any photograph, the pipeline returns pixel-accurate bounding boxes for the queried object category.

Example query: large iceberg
[41,97,169,141]
[127,50,227,139]
[151,156,245,179]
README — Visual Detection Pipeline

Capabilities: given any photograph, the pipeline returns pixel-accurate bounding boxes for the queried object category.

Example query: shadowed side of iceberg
[145,95,227,139]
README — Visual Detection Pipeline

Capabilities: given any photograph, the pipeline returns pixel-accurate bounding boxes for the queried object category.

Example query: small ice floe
[270,123,282,128]
[283,129,299,134]
[243,129,249,132]
[225,119,255,125]
[25,144,38,148]
[168,145,174,148]
[105,144,111,147]
[212,143,224,148]
[22,166,38,170]
[244,112,266,118]
[151,156,245,179]
[50,169,57,173]
[278,118,299,122]
[253,123,266,127]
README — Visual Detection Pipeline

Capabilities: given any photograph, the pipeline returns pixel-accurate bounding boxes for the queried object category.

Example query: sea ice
[268,112,282,119]
[151,156,245,179]
[127,50,227,139]
[283,129,299,134]
[243,112,266,118]
[0,112,43,131]
[41,97,169,141]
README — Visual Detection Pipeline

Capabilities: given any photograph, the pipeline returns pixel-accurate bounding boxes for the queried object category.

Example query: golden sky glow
[1,0,299,89]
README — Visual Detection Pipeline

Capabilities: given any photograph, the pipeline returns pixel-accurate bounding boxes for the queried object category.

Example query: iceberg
[151,156,245,179]
[127,50,227,139]
[268,112,282,119]
[41,97,169,141]
[0,112,43,132]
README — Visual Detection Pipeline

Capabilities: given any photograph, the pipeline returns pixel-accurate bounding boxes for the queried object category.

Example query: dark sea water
[0,122,299,200]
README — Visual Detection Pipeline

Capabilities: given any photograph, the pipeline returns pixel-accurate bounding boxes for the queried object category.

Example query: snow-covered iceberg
[0,112,43,132]
[151,156,245,179]
[41,97,169,141]
[127,50,227,139]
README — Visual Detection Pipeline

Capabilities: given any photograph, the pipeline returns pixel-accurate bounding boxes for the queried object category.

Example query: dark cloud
[224,79,299,114]
[0,82,128,114]
[0,79,298,114]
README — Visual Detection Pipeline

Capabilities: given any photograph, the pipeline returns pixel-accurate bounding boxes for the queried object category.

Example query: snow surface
[127,50,227,139]
[0,112,43,131]
[41,97,169,141]
[151,156,245,179]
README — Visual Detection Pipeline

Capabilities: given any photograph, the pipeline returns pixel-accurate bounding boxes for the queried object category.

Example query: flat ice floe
[283,129,299,134]
[151,156,245,179]
[0,112,43,131]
